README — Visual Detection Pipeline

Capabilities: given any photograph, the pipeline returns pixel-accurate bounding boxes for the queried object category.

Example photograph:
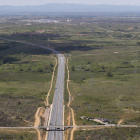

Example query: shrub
[50,62,54,67]
[37,67,44,73]
[137,42,140,46]
[106,68,113,77]
[85,66,90,71]
[71,66,75,71]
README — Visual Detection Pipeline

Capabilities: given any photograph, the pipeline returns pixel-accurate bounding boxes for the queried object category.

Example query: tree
[71,66,75,71]
[87,61,91,64]
[0,60,3,65]
[37,67,44,73]
[137,42,140,46]
[50,62,54,67]
[106,68,113,77]
[44,65,49,70]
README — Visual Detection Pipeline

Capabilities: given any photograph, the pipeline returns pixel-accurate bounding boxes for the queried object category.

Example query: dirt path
[34,107,44,140]
[65,56,71,140]
[65,55,108,140]
[70,127,77,140]
[23,119,33,125]
[65,55,77,140]
[118,119,124,125]
[66,55,76,125]
[45,55,57,106]
[34,55,57,140]
[34,107,45,126]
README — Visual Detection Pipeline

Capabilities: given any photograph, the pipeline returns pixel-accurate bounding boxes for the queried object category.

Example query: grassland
[0,40,56,127]
[68,44,140,125]
[0,129,37,140]
[55,17,140,126]
[74,127,140,140]
[0,14,140,139]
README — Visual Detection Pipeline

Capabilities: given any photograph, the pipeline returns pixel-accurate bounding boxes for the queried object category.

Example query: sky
[0,0,140,6]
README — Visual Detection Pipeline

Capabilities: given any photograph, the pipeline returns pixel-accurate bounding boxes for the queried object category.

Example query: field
[0,39,56,127]
[74,127,140,140]
[0,129,37,140]
[68,45,140,125]
[0,13,140,139]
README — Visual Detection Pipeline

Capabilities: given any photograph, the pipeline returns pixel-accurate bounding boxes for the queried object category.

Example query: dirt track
[34,55,57,140]
[34,107,44,140]
[65,55,108,140]
[65,55,77,140]
[118,119,124,125]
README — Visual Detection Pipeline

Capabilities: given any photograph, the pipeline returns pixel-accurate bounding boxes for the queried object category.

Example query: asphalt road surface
[0,38,65,140]
[1,38,140,139]
[47,53,65,140]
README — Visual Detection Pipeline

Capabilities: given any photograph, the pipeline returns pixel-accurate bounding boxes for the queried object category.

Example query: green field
[68,45,140,125]
[0,129,37,140]
[0,14,140,139]
[74,127,140,140]
[0,41,56,127]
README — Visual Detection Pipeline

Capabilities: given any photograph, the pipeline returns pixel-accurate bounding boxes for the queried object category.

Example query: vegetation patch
[74,127,140,140]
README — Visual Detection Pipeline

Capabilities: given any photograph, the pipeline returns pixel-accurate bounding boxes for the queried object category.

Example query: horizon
[1,3,140,6]
[0,1,140,6]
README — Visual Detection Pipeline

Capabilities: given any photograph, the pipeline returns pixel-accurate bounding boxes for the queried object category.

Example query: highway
[47,53,65,140]
[0,38,65,140]
[2,38,140,139]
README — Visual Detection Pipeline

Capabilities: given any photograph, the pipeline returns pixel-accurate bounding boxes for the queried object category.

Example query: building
[88,117,94,120]
[80,116,88,120]
[94,117,109,124]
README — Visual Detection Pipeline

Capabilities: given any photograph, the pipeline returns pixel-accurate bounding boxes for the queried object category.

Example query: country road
[0,124,140,129]
[0,38,65,140]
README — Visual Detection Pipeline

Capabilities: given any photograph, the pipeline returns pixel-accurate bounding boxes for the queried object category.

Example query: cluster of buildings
[21,19,59,23]
[81,116,110,124]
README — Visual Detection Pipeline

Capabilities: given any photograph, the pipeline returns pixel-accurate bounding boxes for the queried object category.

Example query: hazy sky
[0,0,140,6]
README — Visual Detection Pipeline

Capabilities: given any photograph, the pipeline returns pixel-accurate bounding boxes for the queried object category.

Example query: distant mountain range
[1,4,140,13]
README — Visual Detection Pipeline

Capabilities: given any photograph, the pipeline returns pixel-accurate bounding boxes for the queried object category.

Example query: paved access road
[0,38,65,140]
[1,124,140,129]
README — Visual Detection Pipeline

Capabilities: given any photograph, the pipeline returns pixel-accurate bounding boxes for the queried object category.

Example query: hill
[1,4,140,13]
